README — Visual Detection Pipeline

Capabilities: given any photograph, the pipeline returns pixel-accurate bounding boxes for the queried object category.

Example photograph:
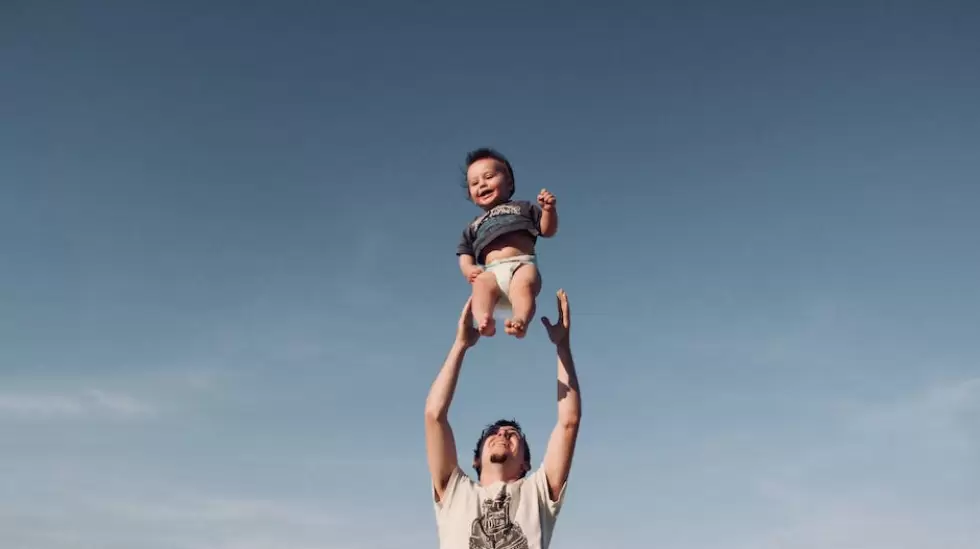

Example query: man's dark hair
[460,147,516,200]
[472,418,531,479]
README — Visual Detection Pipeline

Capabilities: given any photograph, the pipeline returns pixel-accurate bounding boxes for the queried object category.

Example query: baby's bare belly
[482,232,536,264]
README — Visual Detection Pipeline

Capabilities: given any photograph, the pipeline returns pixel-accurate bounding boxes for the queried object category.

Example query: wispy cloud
[99,496,341,528]
[853,376,980,431]
[185,542,357,549]
[739,377,980,549]
[184,370,217,391]
[0,394,84,417]
[86,389,154,417]
[630,376,980,549]
[1,489,359,549]
[0,389,154,420]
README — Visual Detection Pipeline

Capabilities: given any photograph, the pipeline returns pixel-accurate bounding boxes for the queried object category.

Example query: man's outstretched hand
[540,289,570,346]
[456,297,481,349]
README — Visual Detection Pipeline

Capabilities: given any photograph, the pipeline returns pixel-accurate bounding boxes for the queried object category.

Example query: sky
[1,1,979,548]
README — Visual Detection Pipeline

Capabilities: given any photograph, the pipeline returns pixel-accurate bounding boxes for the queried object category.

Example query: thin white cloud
[0,394,84,417]
[86,389,154,417]
[187,542,357,549]
[862,376,980,424]
[100,496,341,528]
[185,370,217,390]
[0,389,154,420]
[738,376,980,549]
[0,489,359,549]
[753,504,980,549]
[846,376,980,459]
[627,376,980,549]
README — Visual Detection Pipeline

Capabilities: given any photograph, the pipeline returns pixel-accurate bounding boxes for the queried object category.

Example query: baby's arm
[537,189,559,237]
[459,254,481,280]
[540,206,558,237]
[457,228,482,283]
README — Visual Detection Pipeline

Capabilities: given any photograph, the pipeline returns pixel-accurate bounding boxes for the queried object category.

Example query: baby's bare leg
[504,264,541,339]
[471,271,500,337]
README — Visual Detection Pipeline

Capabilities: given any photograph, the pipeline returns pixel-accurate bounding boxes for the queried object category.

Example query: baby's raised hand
[464,266,484,284]
[537,188,556,211]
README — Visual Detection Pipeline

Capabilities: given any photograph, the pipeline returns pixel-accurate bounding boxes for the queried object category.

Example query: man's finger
[559,290,570,325]
[554,291,564,325]
[541,316,553,330]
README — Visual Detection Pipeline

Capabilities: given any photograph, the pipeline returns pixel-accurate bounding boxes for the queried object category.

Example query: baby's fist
[465,266,484,284]
[537,188,556,211]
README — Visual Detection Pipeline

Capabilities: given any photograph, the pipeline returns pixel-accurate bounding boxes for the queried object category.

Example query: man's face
[466,158,511,208]
[481,424,525,471]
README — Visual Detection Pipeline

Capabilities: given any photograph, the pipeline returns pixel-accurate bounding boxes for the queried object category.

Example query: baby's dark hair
[472,418,531,479]
[460,147,516,201]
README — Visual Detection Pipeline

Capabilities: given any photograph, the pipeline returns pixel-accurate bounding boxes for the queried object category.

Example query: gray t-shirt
[457,200,543,264]
[433,466,566,549]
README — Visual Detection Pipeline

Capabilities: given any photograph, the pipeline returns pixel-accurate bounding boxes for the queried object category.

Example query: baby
[456,148,558,338]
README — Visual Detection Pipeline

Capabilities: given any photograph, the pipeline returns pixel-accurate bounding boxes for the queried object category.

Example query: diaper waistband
[485,254,536,267]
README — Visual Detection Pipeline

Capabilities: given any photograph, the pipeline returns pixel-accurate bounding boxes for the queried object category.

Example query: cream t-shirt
[433,465,566,549]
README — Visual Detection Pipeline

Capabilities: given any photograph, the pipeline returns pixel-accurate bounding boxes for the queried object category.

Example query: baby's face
[466,158,511,209]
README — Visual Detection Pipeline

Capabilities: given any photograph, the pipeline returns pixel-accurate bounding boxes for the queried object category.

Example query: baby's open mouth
[477,188,493,197]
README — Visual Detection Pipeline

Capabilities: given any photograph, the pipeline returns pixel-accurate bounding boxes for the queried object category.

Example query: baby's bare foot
[478,316,496,337]
[504,318,528,339]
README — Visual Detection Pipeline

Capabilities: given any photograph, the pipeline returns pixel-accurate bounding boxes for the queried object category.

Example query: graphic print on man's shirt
[468,490,529,549]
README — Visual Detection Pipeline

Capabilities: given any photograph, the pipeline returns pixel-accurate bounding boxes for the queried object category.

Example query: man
[424,289,581,549]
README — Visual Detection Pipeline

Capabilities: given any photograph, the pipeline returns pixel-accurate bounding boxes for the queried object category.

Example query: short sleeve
[456,225,474,256]
[530,466,567,518]
[433,466,475,513]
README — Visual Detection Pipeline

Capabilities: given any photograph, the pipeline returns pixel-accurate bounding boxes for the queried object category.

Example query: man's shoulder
[435,467,478,509]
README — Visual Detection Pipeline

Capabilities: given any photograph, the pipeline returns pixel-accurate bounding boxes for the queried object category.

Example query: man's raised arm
[541,290,581,500]
[425,298,480,502]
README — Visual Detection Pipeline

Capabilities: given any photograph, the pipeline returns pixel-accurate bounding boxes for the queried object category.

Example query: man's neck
[478,467,521,487]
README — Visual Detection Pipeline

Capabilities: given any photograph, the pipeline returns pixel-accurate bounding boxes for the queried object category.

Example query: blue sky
[2,2,979,548]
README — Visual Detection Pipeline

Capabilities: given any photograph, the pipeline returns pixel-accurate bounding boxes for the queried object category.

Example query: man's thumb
[540,317,553,329]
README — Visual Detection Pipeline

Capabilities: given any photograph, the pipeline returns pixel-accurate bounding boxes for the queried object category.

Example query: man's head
[472,419,531,481]
[462,147,516,209]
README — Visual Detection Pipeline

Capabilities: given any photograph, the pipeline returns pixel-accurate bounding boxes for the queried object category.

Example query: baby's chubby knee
[509,264,541,293]
[473,270,499,288]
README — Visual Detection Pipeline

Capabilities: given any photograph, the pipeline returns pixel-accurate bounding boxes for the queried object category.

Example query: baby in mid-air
[456,148,558,338]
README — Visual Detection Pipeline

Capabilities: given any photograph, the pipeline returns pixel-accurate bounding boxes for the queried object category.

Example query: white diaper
[484,255,537,310]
